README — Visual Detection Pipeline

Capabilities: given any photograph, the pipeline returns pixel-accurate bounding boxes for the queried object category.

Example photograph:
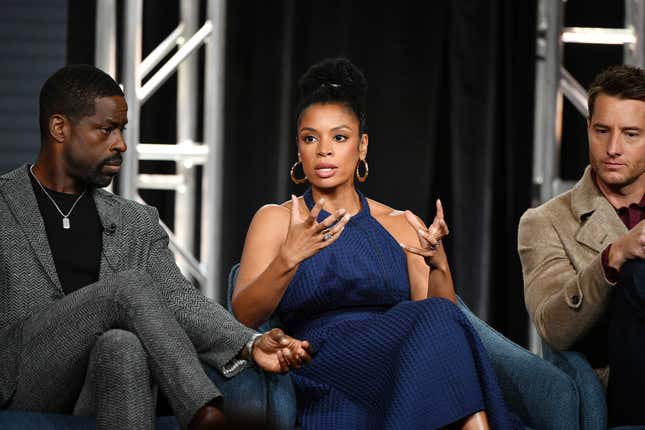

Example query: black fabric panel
[220,0,535,345]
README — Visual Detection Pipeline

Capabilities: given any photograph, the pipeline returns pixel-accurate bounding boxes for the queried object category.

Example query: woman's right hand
[279,195,351,268]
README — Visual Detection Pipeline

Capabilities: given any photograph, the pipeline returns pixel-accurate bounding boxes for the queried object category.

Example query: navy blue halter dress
[276,188,517,429]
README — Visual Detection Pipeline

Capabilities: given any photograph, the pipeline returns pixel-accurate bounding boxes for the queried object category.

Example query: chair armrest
[226,264,296,429]
[541,342,607,430]
[456,297,581,430]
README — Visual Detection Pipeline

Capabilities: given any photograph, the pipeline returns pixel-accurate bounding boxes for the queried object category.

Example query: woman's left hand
[400,199,450,269]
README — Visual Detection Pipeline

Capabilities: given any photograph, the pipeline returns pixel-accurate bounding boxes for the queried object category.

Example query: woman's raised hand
[279,195,351,268]
[400,199,450,268]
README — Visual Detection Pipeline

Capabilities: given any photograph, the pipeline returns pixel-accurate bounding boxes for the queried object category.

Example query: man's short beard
[85,166,113,188]
[85,154,122,188]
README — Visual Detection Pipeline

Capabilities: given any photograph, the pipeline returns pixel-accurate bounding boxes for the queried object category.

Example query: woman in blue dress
[232,58,517,429]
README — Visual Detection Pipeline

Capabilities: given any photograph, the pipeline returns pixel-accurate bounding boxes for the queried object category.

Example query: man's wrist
[244,333,263,364]
[607,241,626,271]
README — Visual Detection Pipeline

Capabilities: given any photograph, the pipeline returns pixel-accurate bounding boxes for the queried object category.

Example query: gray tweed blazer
[0,165,255,408]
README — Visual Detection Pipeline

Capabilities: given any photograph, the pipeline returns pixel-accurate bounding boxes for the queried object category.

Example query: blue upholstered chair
[540,342,607,430]
[541,343,645,430]
[226,263,590,430]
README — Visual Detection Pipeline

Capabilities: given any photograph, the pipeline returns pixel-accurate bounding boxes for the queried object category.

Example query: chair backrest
[227,263,283,332]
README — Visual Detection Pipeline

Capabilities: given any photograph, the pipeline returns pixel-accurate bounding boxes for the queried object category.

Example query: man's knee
[93,329,148,376]
[77,330,152,419]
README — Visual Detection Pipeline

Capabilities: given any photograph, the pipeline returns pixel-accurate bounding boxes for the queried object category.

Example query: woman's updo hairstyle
[296,58,368,135]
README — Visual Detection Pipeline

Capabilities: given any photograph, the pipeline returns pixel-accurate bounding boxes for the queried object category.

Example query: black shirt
[28,166,102,295]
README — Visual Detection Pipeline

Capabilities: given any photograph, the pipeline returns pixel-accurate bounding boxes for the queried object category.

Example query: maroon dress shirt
[598,179,645,282]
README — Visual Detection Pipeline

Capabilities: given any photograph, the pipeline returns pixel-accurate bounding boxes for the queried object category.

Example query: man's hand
[609,219,645,270]
[251,328,312,373]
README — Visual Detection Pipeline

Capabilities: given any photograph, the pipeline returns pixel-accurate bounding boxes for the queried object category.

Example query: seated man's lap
[608,258,645,426]
[617,259,645,315]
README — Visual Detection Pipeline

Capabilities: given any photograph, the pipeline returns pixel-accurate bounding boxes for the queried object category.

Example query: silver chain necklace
[29,165,87,230]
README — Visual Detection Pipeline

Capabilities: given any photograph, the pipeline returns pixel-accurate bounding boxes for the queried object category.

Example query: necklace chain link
[29,165,87,229]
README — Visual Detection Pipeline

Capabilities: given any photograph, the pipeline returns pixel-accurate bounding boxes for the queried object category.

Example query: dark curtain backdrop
[67,0,537,345]
[221,0,536,345]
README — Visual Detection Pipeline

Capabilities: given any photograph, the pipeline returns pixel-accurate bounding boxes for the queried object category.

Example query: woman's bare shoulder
[249,196,310,227]
[256,202,290,218]
[366,197,419,242]
[248,203,290,233]
[366,197,405,219]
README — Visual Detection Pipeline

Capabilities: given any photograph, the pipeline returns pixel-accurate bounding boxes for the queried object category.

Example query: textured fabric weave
[8,270,219,429]
[0,165,257,417]
[277,188,518,429]
[73,329,155,429]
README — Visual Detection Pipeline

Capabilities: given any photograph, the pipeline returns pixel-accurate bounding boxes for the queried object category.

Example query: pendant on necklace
[62,217,70,229]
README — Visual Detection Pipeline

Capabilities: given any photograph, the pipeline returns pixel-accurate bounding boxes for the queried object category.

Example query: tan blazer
[518,166,626,362]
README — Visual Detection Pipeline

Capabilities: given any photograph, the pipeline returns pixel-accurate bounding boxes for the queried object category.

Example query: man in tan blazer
[518,65,645,426]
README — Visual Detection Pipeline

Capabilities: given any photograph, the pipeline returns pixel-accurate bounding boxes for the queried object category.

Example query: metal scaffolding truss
[531,0,645,352]
[95,0,226,300]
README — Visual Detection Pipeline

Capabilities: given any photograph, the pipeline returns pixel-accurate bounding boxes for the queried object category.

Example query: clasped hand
[610,219,645,269]
[253,328,313,373]
[400,199,450,268]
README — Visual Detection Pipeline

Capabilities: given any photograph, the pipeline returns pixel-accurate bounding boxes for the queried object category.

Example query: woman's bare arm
[233,196,351,328]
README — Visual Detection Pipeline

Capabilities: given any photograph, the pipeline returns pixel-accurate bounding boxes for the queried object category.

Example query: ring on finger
[322,229,333,241]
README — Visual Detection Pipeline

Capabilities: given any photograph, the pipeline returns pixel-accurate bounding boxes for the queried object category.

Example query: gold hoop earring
[356,158,369,182]
[290,160,308,184]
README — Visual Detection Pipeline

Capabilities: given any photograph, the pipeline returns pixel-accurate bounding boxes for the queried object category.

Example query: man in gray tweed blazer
[0,65,311,430]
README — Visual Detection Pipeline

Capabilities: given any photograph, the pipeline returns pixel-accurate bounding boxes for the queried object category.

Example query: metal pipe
[95,0,117,78]
[560,66,588,116]
[529,0,564,355]
[95,0,117,194]
[532,0,563,206]
[562,27,636,44]
[165,229,208,286]
[139,20,213,104]
[140,23,185,78]
[120,0,143,200]
[134,194,207,286]
[137,142,209,163]
[175,0,200,280]
[137,174,186,190]
[166,230,207,285]
[625,0,645,66]
[201,0,227,300]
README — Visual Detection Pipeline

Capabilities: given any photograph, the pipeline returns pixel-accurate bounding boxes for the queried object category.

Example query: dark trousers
[608,259,645,426]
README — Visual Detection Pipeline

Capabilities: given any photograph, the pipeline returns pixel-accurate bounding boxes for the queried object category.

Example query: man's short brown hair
[588,65,645,118]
